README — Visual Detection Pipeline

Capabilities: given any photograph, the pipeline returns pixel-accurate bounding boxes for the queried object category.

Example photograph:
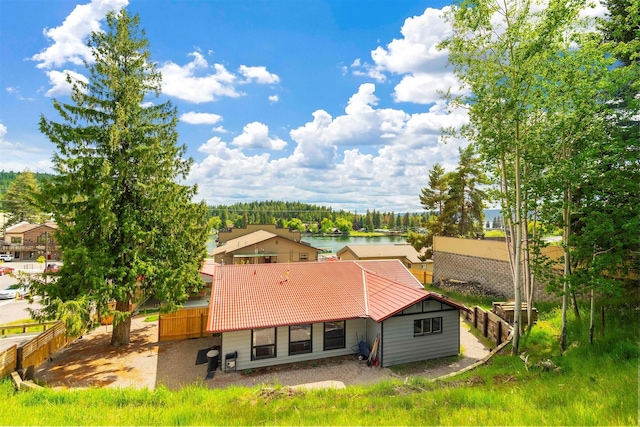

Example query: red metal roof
[206,259,466,333]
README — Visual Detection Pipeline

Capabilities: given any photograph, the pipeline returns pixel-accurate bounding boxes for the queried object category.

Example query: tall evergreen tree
[3,171,45,227]
[419,162,449,235]
[441,145,488,237]
[37,10,209,346]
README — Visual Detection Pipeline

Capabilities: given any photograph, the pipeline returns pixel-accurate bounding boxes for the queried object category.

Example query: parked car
[0,283,30,300]
[0,266,15,276]
[45,263,60,273]
[0,254,14,262]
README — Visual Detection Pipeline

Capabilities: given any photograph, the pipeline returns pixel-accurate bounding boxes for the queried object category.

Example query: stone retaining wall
[433,251,557,302]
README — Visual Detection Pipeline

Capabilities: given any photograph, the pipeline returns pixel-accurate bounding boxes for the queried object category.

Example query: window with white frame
[252,328,276,360]
[414,317,443,336]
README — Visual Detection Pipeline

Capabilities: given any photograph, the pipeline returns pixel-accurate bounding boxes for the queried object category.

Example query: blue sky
[0,0,604,213]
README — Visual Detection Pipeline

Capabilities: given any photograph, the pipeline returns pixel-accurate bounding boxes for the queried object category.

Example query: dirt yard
[34,315,491,390]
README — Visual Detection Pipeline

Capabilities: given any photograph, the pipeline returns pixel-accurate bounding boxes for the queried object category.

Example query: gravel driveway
[35,316,491,391]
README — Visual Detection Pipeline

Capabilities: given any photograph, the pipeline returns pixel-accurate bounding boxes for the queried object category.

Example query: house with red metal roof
[206,259,469,371]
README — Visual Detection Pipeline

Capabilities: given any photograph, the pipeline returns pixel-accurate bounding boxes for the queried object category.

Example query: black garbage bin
[206,350,219,373]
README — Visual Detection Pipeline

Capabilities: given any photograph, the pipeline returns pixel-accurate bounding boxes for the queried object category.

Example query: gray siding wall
[220,318,366,371]
[381,309,460,367]
[365,318,380,346]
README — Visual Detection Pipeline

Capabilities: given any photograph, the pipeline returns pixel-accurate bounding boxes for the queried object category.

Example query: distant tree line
[208,201,429,234]
[2,172,437,236]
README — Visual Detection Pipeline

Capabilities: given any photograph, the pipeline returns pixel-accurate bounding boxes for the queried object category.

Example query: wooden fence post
[496,320,502,346]
[16,347,23,371]
[483,310,489,338]
[200,313,205,338]
[473,307,478,329]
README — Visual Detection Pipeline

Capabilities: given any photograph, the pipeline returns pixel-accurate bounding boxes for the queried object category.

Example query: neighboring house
[336,243,430,271]
[205,260,468,371]
[210,229,319,265]
[337,244,433,286]
[1,222,60,261]
[217,224,305,245]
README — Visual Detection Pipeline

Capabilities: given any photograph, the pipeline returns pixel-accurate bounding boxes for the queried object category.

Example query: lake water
[302,235,407,253]
[207,234,407,254]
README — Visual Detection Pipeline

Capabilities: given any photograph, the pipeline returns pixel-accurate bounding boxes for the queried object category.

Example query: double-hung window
[252,328,276,360]
[324,321,345,350]
[414,317,443,336]
[289,324,312,355]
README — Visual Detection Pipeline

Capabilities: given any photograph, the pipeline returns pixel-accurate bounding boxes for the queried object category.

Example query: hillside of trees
[0,171,54,209]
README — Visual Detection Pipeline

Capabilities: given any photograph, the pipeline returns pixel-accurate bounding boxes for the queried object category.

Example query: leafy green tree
[208,216,222,232]
[320,218,335,234]
[335,217,352,234]
[3,171,45,227]
[287,218,305,233]
[36,10,209,346]
[441,0,592,353]
[599,0,639,66]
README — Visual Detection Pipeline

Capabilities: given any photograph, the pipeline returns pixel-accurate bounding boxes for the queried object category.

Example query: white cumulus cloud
[44,69,88,96]
[159,52,241,103]
[239,65,280,84]
[180,112,223,125]
[159,52,280,103]
[232,122,287,150]
[31,0,128,69]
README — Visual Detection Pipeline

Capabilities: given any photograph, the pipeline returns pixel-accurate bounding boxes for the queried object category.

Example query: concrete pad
[290,380,346,390]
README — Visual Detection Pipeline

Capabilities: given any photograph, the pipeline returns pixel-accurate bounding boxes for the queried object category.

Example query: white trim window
[414,317,443,336]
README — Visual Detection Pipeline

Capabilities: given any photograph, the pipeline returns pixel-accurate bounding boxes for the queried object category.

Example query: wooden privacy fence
[409,268,433,286]
[0,345,17,378]
[18,322,69,371]
[158,307,209,342]
[0,321,59,336]
[0,321,70,379]
[463,306,512,346]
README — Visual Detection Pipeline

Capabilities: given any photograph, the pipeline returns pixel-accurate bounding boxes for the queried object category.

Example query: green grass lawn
[2,301,637,425]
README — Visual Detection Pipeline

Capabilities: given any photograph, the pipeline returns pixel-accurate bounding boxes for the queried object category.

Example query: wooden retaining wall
[463,306,512,346]
[158,307,209,342]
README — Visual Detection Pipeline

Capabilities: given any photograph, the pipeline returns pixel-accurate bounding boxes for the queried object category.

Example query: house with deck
[205,259,468,371]
[210,229,319,265]
[1,222,60,261]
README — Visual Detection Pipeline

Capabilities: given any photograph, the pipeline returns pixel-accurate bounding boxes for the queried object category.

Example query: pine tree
[37,10,209,346]
[3,171,45,227]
